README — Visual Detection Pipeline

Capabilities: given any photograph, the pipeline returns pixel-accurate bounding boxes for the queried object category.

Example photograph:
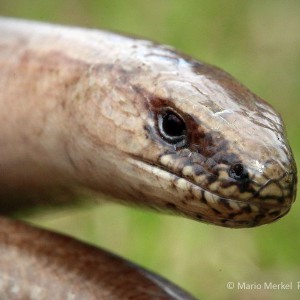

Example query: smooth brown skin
[0,17,297,299]
[0,217,195,300]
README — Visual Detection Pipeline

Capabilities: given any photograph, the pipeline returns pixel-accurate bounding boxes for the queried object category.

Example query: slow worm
[0,18,297,299]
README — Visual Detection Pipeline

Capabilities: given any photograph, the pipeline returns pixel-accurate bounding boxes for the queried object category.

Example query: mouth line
[128,156,294,227]
[129,156,291,210]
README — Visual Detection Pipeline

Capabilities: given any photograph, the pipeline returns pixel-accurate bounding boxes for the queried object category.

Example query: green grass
[1,1,300,299]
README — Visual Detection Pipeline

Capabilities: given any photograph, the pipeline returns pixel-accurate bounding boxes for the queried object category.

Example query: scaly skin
[0,17,297,299]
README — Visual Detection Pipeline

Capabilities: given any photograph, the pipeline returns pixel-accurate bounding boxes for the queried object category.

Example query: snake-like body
[0,18,297,299]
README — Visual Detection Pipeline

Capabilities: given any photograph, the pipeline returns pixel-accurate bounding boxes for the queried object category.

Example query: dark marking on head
[219,198,232,210]
[193,165,205,176]
[269,210,281,217]
[166,202,177,210]
[196,214,203,220]
[201,192,207,204]
[211,208,222,215]
[228,213,237,219]
[253,213,265,224]
[242,205,252,214]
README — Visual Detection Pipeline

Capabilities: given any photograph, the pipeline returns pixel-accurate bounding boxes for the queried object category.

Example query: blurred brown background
[1,1,299,299]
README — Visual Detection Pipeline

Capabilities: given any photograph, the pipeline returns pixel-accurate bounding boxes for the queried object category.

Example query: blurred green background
[1,1,299,299]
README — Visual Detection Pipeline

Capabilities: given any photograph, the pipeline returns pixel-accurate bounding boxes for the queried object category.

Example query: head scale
[129,50,297,228]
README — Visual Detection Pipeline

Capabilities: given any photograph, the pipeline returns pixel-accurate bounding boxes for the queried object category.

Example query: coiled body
[0,18,297,299]
[0,217,195,300]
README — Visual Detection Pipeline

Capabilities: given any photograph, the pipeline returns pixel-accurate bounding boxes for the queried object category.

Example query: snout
[247,157,297,225]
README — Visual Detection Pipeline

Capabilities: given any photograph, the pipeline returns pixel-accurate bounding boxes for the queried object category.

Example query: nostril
[229,163,249,181]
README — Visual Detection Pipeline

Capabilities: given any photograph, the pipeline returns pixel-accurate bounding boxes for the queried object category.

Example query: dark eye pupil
[162,113,185,137]
[229,163,248,180]
[157,109,187,146]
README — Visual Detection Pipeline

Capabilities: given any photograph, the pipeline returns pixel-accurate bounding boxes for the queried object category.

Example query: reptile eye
[157,109,187,147]
[229,163,249,181]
